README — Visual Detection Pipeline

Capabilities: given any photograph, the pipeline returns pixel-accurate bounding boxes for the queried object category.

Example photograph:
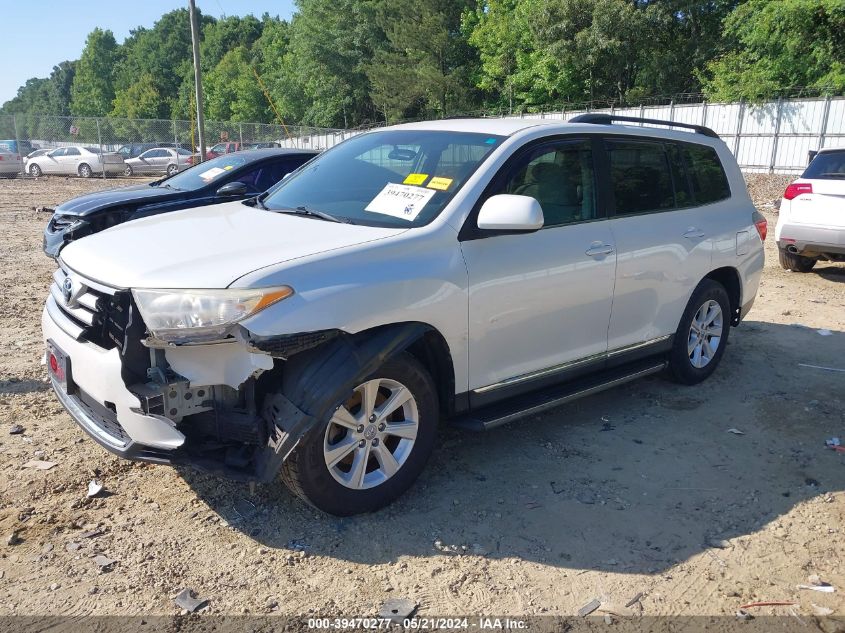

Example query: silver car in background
[0,149,23,178]
[27,146,126,178]
[123,147,194,177]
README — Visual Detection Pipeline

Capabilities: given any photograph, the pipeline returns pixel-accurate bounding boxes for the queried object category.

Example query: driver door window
[495,139,596,227]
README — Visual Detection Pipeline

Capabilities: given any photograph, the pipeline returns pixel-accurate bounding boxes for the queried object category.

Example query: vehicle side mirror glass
[216,181,249,197]
[477,194,544,232]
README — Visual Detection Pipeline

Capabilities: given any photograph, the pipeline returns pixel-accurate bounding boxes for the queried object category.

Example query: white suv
[42,115,765,515]
[775,147,845,272]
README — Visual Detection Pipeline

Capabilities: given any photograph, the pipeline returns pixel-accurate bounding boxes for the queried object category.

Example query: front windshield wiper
[274,205,349,224]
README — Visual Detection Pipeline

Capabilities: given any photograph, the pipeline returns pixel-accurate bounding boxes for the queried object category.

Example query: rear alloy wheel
[668,279,731,385]
[280,352,438,515]
[166,163,179,177]
[778,247,816,272]
[78,163,92,178]
[124,165,133,177]
[29,164,42,177]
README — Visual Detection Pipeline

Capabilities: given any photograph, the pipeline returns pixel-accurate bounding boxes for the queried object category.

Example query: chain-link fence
[0,114,347,178]
[3,93,843,178]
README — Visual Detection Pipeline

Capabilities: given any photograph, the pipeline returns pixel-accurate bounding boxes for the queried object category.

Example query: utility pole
[189,0,206,163]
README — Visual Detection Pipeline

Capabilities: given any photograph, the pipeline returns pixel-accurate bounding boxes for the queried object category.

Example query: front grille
[50,266,130,351]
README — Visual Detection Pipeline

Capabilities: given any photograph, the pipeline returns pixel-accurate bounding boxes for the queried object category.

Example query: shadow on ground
[815,263,845,283]
[182,320,845,574]
[1,378,50,395]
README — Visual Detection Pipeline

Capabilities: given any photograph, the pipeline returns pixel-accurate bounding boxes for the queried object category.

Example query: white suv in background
[776,147,845,272]
[42,115,765,516]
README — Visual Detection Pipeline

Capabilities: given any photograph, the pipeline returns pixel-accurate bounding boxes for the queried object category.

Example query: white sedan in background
[27,146,125,178]
[776,147,845,272]
[123,147,194,177]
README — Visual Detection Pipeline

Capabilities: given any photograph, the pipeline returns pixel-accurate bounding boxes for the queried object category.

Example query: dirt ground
[0,174,843,623]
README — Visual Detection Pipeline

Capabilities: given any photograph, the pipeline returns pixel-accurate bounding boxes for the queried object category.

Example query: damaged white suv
[43,115,765,515]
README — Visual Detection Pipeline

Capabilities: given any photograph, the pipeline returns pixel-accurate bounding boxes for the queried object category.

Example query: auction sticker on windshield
[199,167,226,181]
[365,182,436,221]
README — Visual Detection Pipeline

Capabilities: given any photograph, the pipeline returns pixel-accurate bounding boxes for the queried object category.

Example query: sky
[0,0,297,105]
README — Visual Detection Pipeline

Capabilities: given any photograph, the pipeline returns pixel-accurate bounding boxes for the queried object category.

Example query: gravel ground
[1,174,844,622]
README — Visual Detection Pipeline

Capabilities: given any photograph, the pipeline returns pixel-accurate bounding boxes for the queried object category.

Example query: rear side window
[803,150,845,180]
[605,140,674,214]
[683,144,730,204]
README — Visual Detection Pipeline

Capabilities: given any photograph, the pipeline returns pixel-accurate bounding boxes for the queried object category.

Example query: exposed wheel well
[704,267,741,325]
[405,328,456,418]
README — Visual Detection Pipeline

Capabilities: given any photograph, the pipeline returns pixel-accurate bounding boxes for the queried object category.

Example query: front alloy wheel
[280,352,437,515]
[323,378,419,490]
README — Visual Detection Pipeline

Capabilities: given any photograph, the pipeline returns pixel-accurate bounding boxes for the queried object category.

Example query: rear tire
[78,163,92,178]
[166,163,179,177]
[280,352,438,516]
[778,247,816,272]
[668,279,731,385]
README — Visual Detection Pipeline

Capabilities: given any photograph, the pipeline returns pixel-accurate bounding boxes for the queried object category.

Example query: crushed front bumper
[43,301,187,456]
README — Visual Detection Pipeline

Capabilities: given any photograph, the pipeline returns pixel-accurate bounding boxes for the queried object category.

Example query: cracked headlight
[132,286,294,342]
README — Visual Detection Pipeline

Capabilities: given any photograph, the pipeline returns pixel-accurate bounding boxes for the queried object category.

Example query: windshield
[262,130,504,227]
[160,153,248,190]
[804,150,845,179]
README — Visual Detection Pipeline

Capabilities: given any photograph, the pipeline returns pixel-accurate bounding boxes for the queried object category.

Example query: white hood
[59,201,406,289]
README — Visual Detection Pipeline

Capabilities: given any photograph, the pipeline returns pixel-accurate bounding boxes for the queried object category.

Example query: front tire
[280,352,438,516]
[124,165,133,177]
[778,247,816,272]
[78,163,92,178]
[29,164,42,177]
[668,279,731,385]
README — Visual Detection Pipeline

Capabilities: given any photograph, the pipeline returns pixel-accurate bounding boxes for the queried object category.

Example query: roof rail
[568,113,719,139]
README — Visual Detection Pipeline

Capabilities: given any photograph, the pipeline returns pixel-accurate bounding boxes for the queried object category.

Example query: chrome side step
[452,360,667,431]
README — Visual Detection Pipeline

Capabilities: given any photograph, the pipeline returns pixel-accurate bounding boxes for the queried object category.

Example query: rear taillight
[752,211,767,242]
[783,182,812,200]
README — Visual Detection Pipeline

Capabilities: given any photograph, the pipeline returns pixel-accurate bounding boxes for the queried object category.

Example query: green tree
[368,0,478,121]
[70,28,119,115]
[205,47,268,122]
[702,0,845,101]
[269,0,387,127]
[110,73,163,119]
[114,9,212,118]
[201,15,263,70]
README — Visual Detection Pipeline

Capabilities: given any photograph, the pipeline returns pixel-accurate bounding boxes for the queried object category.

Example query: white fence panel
[491,96,844,173]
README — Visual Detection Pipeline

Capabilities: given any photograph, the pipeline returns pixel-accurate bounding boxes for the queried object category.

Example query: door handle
[585,242,615,257]
[683,227,705,239]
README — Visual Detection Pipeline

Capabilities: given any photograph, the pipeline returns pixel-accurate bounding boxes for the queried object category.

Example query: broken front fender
[255,322,430,482]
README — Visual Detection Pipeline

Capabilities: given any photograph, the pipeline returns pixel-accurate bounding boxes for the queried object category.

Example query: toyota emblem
[62,277,73,303]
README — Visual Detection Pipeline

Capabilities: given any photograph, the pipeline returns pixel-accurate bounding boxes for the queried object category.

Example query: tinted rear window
[803,150,845,180]
[682,144,730,204]
[606,140,675,214]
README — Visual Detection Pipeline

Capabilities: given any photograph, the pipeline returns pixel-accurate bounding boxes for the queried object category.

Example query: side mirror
[216,181,249,197]
[477,194,544,232]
